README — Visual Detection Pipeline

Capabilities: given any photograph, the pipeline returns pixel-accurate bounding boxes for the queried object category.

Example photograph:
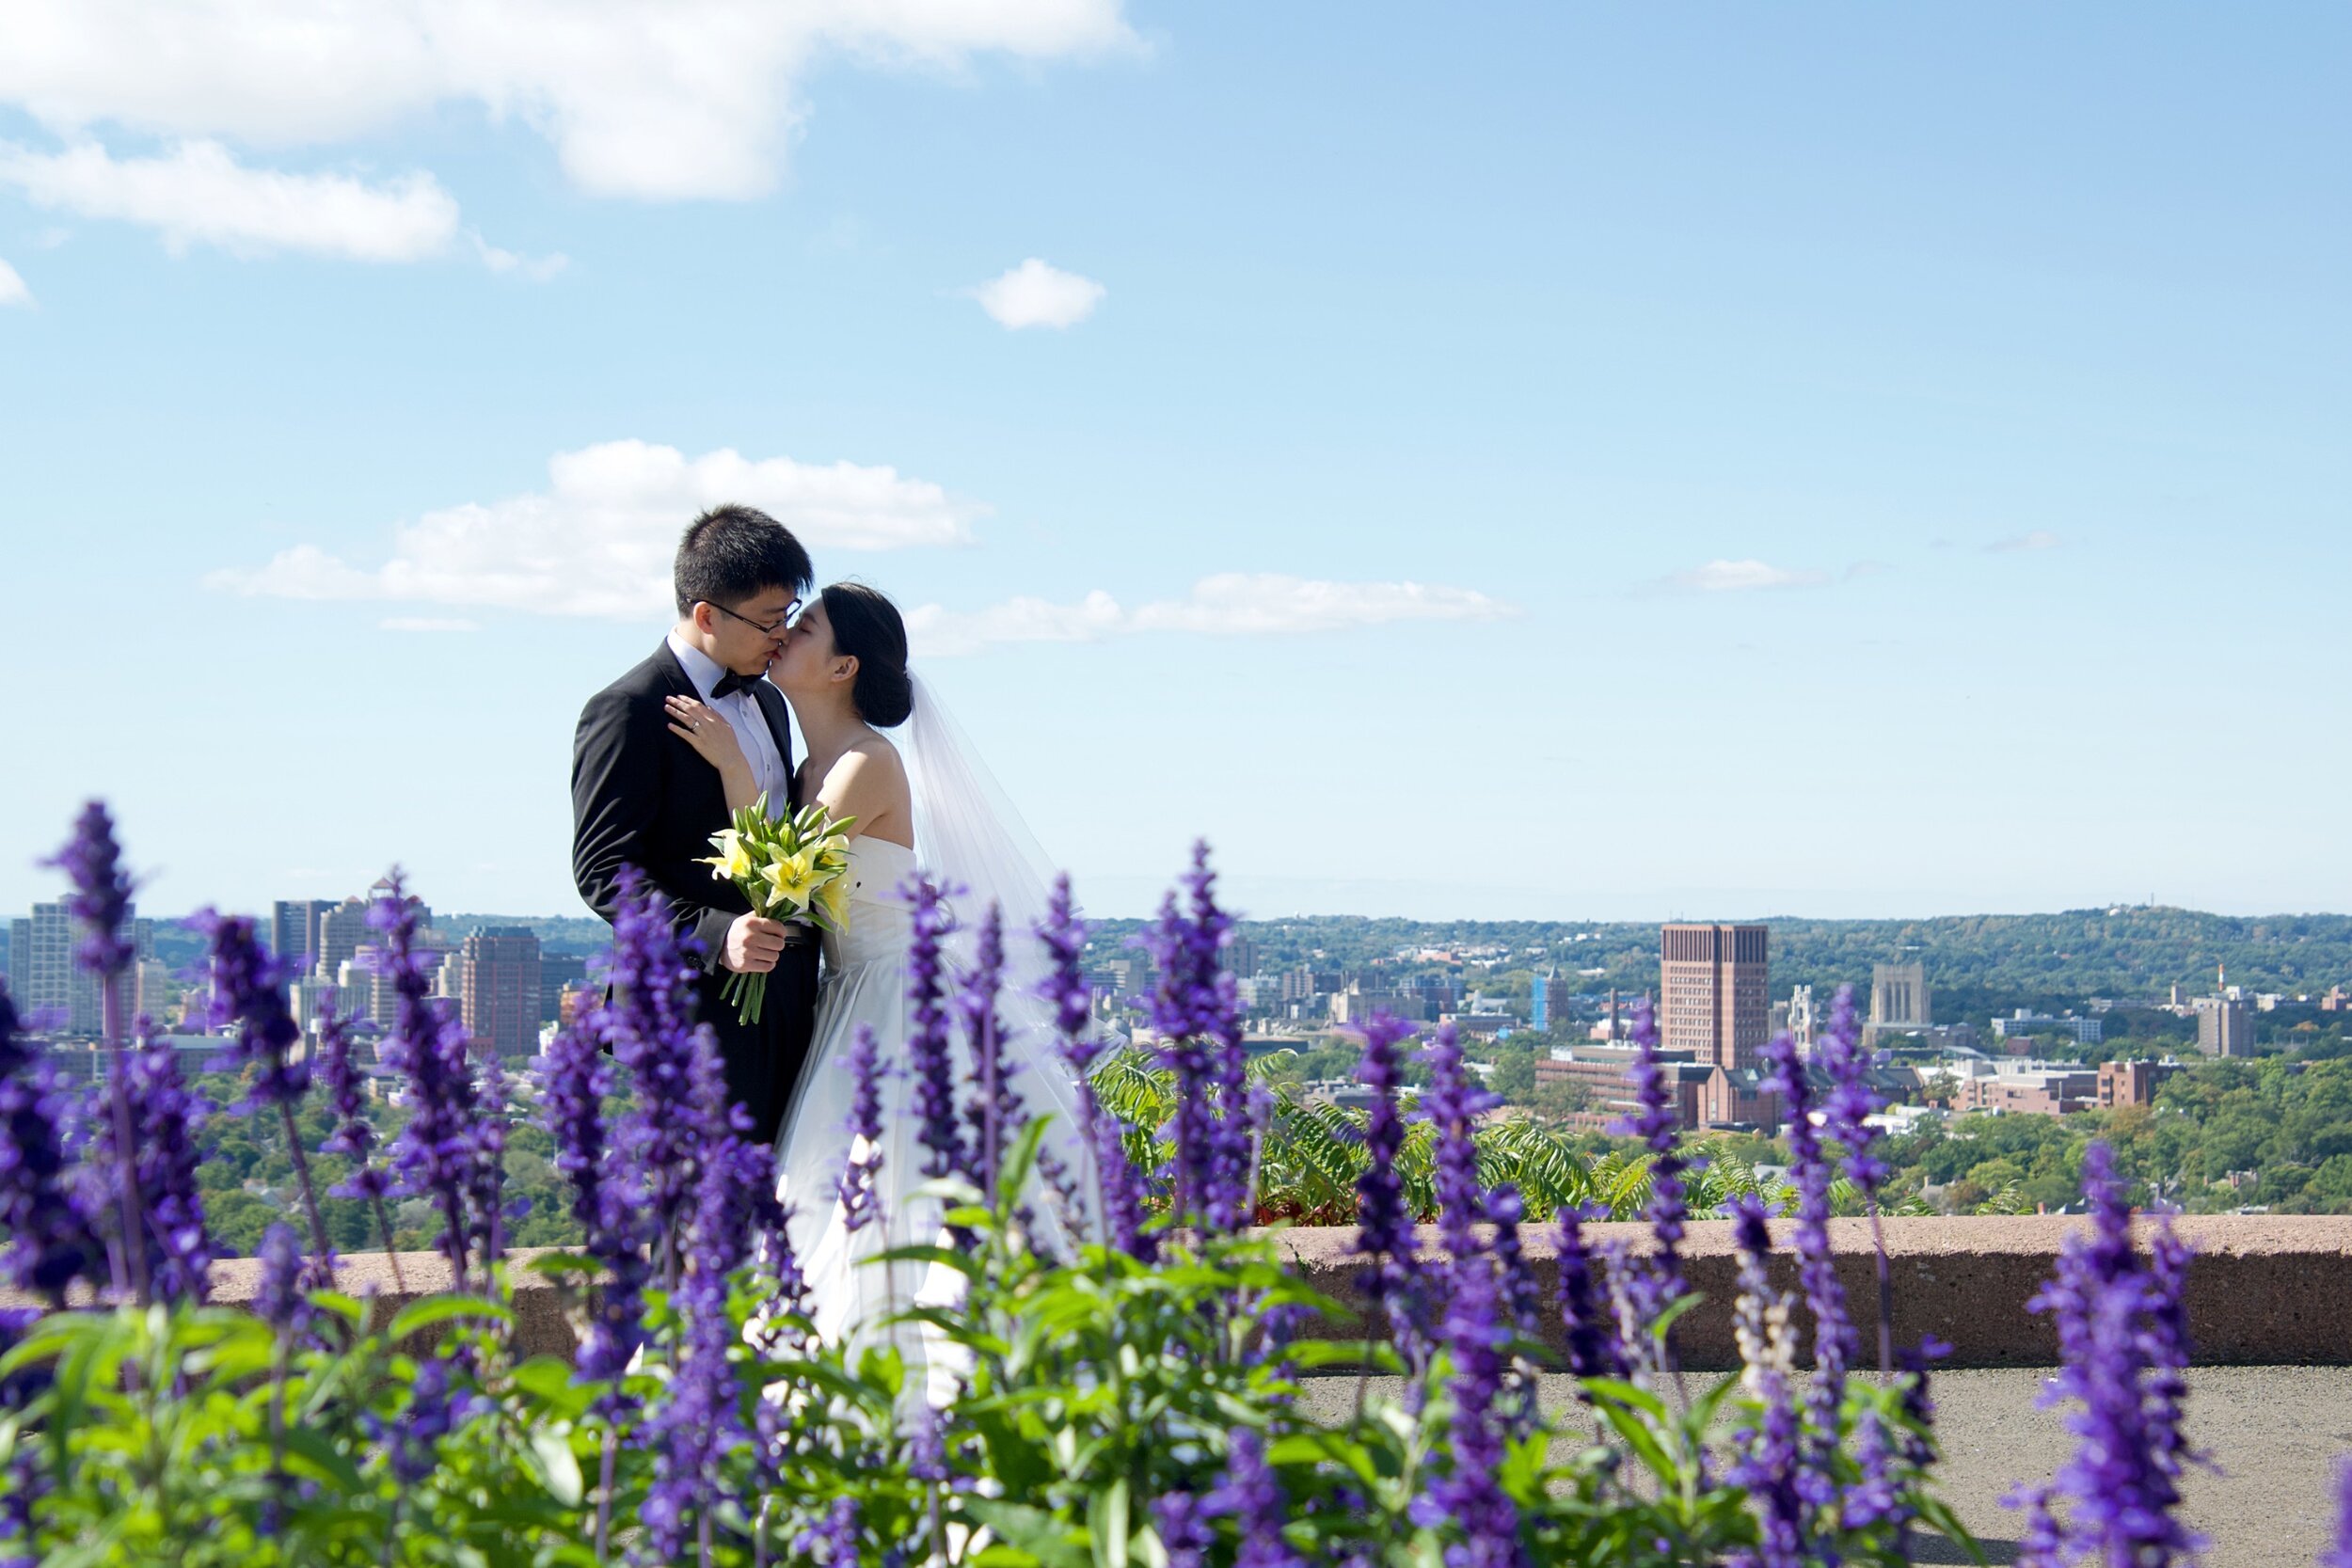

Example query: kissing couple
[569,503,1090,1378]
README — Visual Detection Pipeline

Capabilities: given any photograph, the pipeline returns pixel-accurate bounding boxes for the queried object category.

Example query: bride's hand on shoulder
[665,696,756,800]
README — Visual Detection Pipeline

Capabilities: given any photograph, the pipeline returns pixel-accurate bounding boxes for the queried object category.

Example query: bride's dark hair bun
[820,581,913,728]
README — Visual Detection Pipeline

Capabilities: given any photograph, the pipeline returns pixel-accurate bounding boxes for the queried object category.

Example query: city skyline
[4,8,2348,921]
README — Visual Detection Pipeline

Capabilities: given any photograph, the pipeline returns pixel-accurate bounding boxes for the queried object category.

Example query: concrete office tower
[2195,995,2257,1058]
[1870,961,1929,1027]
[1660,924,1769,1072]
[271,899,336,971]
[460,927,543,1057]
[539,955,589,1022]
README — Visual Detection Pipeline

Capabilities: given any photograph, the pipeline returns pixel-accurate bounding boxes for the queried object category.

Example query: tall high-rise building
[1530,971,1554,1033]
[1660,923,1772,1126]
[271,899,336,971]
[460,927,543,1057]
[2194,996,2256,1058]
[314,899,373,984]
[1870,961,1929,1027]
[540,955,589,1023]
[9,902,150,1036]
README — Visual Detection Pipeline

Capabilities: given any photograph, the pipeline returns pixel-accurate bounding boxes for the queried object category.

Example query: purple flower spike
[318,1001,385,1199]
[792,1497,860,1565]
[2323,1458,2352,1568]
[604,866,729,1284]
[1206,1428,1303,1568]
[1090,1104,1157,1263]
[0,984,103,1307]
[1420,1022,1498,1264]
[540,1006,651,1390]
[1141,843,1252,1234]
[1725,1196,1804,1568]
[836,1024,886,1234]
[198,911,311,1111]
[1486,1185,1541,1338]
[1035,873,1097,1073]
[958,903,1029,1207]
[373,872,484,1288]
[1350,1013,1429,1362]
[1553,1201,1620,1383]
[1815,984,1883,1195]
[372,1359,458,1486]
[1762,1026,1852,1496]
[254,1222,306,1334]
[903,876,969,1184]
[1613,995,1696,1317]
[1411,1251,1524,1568]
[2025,1139,2204,1568]
[1153,1492,1211,1568]
[114,1020,213,1306]
[50,801,135,983]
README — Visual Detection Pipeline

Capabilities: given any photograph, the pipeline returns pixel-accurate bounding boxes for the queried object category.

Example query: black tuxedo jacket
[571,641,820,1142]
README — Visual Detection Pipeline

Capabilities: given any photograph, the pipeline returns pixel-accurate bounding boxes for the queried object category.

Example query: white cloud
[1662,559,1832,594]
[0,259,29,307]
[0,1,1135,202]
[379,616,478,632]
[212,439,986,619]
[909,574,1516,657]
[0,138,461,261]
[470,231,567,281]
[1986,530,2060,553]
[969,258,1105,330]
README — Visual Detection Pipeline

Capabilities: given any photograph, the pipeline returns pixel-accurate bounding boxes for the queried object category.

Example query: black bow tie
[711,672,767,701]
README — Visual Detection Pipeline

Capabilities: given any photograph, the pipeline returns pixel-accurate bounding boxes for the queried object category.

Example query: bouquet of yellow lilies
[699,794,856,1025]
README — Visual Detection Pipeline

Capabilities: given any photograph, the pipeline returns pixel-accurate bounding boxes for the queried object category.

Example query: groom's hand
[723,912,790,974]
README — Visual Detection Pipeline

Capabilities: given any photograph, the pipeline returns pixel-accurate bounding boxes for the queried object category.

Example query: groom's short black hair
[674,505,814,615]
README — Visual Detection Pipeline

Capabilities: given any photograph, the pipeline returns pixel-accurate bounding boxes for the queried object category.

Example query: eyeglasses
[707,598,803,637]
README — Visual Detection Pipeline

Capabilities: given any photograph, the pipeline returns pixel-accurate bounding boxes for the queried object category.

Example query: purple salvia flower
[2005,1483,2067,1568]
[1420,1022,1498,1264]
[201,910,337,1283]
[958,903,1029,1208]
[1725,1196,1804,1568]
[2026,1140,2203,1568]
[372,1359,458,1486]
[1035,873,1097,1072]
[254,1222,306,1334]
[373,873,482,1288]
[317,997,405,1290]
[2143,1221,2202,1484]
[1350,1013,1425,1352]
[1552,1201,1620,1383]
[1613,995,1697,1331]
[51,802,144,1300]
[465,1049,518,1273]
[836,1023,886,1234]
[199,912,311,1111]
[540,1006,652,1389]
[1206,1428,1304,1568]
[1153,1492,1211,1568]
[117,1019,212,1306]
[1410,1251,1525,1568]
[641,1110,759,1565]
[604,866,727,1283]
[50,801,135,981]
[792,1497,860,1565]
[1486,1184,1541,1338]
[1814,982,1898,1376]
[903,876,969,1182]
[1090,1103,1157,1263]
[1141,842,1252,1233]
[0,986,101,1307]
[907,1407,949,1483]
[1762,1025,1853,1507]
[2323,1458,2352,1568]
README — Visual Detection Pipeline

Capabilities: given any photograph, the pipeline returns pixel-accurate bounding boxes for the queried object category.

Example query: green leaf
[965,1499,1090,1568]
[388,1294,516,1340]
[1089,1478,1130,1568]
[526,1427,586,1507]
[280,1426,369,1495]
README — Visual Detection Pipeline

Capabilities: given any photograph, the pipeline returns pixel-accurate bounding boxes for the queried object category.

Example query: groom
[571,504,821,1145]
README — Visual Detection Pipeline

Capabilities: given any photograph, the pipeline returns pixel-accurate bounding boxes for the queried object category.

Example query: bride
[663,580,1092,1387]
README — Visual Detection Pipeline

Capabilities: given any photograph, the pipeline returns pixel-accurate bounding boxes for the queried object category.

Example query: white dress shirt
[666,631,789,818]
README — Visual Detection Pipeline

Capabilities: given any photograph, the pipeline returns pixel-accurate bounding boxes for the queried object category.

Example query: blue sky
[2,5,2345,924]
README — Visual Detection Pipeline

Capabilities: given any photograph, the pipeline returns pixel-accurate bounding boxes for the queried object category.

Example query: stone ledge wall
[17,1215,2351,1370]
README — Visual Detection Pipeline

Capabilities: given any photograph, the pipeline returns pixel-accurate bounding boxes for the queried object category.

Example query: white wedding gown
[771,679,1101,1402]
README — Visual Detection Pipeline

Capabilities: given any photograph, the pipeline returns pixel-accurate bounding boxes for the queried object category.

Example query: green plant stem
[372,1196,408,1294]
[595,1416,619,1562]
[278,1101,336,1265]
